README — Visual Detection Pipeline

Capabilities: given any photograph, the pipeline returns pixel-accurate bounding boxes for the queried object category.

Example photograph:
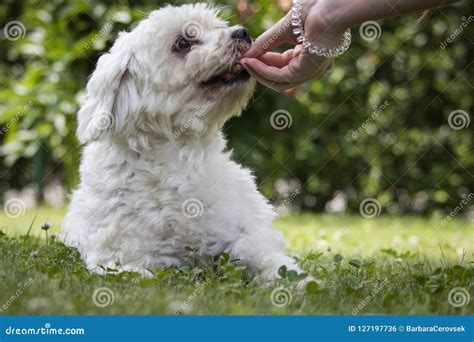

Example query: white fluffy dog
[61,3,303,281]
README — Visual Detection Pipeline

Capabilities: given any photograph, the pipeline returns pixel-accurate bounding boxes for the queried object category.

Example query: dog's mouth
[202,63,250,87]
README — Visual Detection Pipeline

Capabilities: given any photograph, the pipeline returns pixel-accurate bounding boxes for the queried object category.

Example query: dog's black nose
[231,28,252,44]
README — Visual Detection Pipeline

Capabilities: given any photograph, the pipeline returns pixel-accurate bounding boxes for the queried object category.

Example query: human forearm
[320,0,461,31]
[242,0,462,92]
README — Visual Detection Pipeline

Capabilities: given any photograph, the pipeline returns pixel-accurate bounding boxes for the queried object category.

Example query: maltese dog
[62,3,304,281]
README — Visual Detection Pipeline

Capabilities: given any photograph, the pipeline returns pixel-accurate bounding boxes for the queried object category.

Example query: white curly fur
[61,3,302,281]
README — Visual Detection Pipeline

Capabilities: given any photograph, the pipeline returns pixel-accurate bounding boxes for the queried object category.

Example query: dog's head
[77,3,255,146]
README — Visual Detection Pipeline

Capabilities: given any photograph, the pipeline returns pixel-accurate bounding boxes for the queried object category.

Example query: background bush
[0,0,472,216]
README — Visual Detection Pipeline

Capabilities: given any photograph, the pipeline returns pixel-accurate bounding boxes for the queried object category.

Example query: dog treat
[233,63,243,73]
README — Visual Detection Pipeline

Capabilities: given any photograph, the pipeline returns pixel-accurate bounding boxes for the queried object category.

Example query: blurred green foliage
[0,0,472,215]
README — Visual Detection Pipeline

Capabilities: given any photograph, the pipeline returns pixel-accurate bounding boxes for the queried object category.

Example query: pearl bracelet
[291,0,351,58]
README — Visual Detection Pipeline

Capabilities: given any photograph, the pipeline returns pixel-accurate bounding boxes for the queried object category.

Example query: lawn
[0,207,472,315]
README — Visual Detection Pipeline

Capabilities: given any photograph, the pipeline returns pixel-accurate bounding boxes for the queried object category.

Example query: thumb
[245,14,296,58]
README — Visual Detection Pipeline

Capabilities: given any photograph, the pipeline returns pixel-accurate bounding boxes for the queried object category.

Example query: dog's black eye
[175,36,192,51]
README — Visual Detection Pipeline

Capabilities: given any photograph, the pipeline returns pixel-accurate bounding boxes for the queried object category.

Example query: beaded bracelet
[291,0,351,58]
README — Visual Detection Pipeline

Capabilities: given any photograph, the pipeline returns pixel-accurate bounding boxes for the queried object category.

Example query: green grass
[0,208,472,315]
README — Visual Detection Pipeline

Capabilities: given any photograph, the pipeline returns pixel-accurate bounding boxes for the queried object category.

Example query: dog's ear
[77,52,141,144]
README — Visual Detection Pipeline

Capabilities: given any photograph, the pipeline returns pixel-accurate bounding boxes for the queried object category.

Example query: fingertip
[240,58,258,69]
[243,45,258,58]
[244,42,269,59]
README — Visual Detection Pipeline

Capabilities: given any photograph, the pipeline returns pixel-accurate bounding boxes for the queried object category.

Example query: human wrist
[293,0,351,56]
[304,0,351,45]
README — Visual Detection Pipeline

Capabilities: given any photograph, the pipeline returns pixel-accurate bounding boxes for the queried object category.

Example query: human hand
[241,45,333,93]
[241,0,460,93]
[240,1,345,92]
